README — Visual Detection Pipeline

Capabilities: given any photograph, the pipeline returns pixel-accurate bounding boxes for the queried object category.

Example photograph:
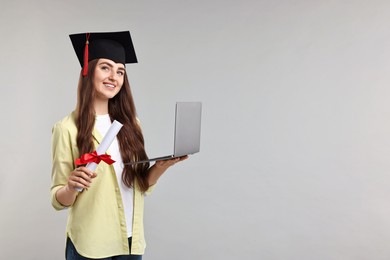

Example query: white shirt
[95,114,134,237]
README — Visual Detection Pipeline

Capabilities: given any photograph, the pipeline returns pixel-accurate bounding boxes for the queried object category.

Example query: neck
[94,98,109,115]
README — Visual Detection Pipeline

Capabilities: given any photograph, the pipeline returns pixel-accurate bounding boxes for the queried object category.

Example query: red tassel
[82,33,90,77]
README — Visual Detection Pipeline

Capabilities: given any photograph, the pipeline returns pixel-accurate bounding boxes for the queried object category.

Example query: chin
[105,92,120,99]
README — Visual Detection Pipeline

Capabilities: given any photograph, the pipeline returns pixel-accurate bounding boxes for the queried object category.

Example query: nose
[109,70,118,81]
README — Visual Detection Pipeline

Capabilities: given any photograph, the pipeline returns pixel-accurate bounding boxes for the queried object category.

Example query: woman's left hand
[154,155,189,169]
[148,155,189,186]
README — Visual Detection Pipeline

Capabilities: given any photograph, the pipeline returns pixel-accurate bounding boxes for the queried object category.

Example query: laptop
[124,102,202,164]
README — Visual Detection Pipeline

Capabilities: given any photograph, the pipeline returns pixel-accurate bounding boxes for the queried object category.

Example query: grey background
[1,0,390,259]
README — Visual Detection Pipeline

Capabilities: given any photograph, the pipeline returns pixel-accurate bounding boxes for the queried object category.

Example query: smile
[104,83,115,88]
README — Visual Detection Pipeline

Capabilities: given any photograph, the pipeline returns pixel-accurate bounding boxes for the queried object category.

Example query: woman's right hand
[67,166,97,191]
[55,167,97,207]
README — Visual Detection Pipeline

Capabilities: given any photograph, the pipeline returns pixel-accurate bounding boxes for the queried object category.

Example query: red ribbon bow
[75,151,115,166]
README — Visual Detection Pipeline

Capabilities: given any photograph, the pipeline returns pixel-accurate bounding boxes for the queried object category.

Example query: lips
[104,83,115,88]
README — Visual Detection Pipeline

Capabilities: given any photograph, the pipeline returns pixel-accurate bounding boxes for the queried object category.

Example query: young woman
[51,31,187,260]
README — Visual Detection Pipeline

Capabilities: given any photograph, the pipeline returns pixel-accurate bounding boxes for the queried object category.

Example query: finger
[165,157,179,163]
[77,166,96,177]
[75,170,94,183]
[73,168,96,180]
[170,157,182,164]
[158,158,178,167]
[155,160,170,167]
[71,180,85,190]
[70,175,92,188]
[179,155,189,161]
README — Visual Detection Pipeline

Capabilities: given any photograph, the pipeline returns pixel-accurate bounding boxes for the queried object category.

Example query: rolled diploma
[76,120,123,192]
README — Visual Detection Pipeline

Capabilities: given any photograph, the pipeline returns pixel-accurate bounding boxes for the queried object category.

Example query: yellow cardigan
[50,112,154,258]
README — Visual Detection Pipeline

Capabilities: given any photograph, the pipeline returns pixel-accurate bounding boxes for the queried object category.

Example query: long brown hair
[76,59,150,192]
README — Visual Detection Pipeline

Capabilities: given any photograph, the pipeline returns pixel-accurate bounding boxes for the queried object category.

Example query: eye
[117,71,124,76]
[101,66,110,71]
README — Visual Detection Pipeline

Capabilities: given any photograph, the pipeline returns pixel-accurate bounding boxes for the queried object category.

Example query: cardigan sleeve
[50,121,78,210]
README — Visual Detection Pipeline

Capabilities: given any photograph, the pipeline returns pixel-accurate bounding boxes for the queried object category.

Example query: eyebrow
[98,61,125,71]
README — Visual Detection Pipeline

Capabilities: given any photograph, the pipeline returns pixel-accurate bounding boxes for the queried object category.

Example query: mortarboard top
[69,31,137,76]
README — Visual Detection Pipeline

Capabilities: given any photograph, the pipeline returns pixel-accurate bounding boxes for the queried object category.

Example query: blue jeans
[66,237,142,260]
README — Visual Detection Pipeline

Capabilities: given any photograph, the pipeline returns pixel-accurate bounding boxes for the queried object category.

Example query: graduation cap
[69,31,138,76]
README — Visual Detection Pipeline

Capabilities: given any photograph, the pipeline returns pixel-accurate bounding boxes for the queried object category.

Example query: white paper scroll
[76,120,123,192]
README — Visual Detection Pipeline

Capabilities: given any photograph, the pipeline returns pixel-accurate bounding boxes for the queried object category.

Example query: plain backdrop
[1,0,390,259]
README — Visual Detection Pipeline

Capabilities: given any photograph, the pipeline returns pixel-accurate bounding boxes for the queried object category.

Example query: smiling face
[93,58,126,102]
